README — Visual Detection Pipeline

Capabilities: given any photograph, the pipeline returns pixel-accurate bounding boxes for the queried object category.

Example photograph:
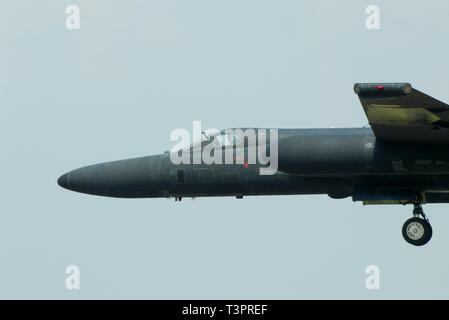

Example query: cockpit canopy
[187,129,242,151]
[205,129,241,147]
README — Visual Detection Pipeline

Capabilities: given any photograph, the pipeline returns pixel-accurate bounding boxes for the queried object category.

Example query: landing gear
[402,203,432,246]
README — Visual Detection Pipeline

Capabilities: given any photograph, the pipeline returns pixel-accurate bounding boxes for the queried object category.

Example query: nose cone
[57,156,165,198]
[57,173,70,189]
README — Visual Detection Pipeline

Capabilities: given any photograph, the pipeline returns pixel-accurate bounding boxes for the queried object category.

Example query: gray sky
[2,0,449,299]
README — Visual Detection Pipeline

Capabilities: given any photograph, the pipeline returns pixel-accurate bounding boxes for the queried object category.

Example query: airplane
[58,82,449,246]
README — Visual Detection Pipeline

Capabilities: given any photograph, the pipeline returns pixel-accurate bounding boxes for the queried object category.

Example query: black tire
[402,217,433,246]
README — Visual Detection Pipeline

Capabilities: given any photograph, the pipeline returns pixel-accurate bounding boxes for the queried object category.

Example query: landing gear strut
[402,203,432,246]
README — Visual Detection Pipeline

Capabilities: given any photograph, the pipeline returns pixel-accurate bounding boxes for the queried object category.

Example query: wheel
[402,217,432,246]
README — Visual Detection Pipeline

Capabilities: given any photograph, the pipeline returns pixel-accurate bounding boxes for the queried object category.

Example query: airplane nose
[57,162,132,196]
[56,156,165,198]
[57,173,70,189]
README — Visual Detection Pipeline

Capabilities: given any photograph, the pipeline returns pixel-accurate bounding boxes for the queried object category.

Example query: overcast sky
[2,0,449,299]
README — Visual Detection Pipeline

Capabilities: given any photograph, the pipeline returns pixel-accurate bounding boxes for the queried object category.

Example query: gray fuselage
[57,128,449,203]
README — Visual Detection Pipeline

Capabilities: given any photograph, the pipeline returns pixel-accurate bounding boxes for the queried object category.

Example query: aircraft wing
[354,83,449,144]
